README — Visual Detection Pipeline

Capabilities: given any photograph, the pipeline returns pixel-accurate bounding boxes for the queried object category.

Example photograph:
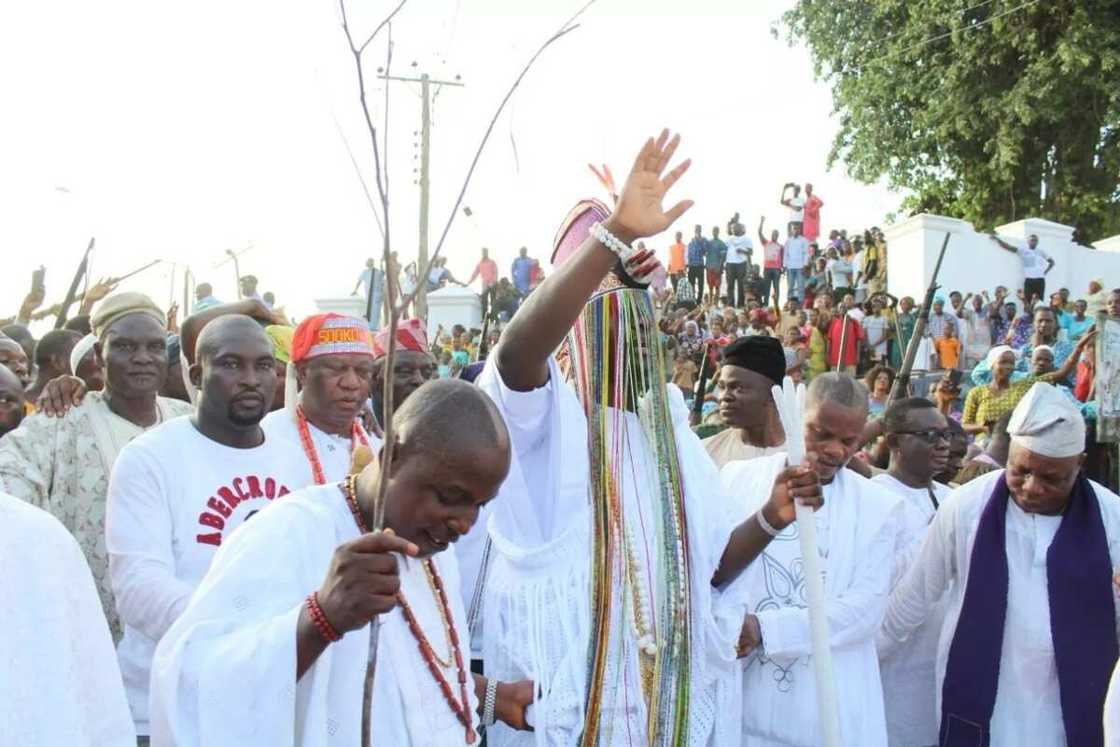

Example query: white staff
[771,375,842,747]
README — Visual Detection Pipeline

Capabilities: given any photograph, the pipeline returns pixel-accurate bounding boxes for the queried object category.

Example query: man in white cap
[0,292,191,640]
[882,382,1120,746]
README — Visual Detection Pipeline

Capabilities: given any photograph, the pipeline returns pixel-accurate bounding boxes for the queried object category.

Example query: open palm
[610,130,693,240]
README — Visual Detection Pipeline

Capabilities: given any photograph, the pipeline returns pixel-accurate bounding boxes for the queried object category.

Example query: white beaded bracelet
[589,221,641,265]
[482,677,498,728]
[756,509,783,538]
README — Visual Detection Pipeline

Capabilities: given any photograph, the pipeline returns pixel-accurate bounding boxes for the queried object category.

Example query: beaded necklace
[296,405,369,485]
[338,478,476,744]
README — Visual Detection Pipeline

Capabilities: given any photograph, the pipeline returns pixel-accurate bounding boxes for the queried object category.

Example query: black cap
[721,335,786,386]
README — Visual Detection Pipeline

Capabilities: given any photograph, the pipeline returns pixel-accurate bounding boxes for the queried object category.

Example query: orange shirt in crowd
[935,336,961,370]
[669,242,687,274]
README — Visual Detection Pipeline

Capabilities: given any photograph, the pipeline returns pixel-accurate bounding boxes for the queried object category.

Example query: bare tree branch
[359,0,407,54]
[414,0,597,289]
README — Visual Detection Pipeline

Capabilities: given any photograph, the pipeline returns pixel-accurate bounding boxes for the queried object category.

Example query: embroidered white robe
[150,483,479,746]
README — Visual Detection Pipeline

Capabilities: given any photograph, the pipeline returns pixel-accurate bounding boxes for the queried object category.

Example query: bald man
[720,372,904,746]
[883,382,1120,746]
[105,314,306,741]
[151,379,535,745]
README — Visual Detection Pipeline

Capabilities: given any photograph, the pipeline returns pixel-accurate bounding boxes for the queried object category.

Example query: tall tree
[781,0,1120,241]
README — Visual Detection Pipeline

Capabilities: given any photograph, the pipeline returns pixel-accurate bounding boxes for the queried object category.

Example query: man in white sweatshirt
[105,314,306,741]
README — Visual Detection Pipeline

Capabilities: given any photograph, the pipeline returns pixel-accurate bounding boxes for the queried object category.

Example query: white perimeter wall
[884,214,1120,306]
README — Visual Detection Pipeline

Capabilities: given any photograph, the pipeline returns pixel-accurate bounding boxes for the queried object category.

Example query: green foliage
[782,0,1120,241]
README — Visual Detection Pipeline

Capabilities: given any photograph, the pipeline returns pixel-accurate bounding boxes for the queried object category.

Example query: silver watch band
[482,677,498,728]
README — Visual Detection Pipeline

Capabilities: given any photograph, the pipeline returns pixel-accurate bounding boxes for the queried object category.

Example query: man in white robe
[721,372,904,746]
[871,397,954,746]
[882,382,1120,746]
[474,132,820,746]
[150,379,533,745]
[0,293,191,639]
[0,490,135,747]
[262,313,380,484]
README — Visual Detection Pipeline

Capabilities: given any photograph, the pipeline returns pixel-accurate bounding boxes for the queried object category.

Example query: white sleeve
[757,502,902,660]
[106,443,194,642]
[877,491,960,658]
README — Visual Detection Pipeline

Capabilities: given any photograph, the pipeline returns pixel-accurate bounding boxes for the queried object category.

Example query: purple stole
[940,472,1117,746]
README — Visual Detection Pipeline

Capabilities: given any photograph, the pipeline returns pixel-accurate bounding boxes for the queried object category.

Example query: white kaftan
[881,470,1120,746]
[150,483,479,746]
[871,473,952,747]
[475,358,750,746]
[720,453,903,747]
[0,492,135,747]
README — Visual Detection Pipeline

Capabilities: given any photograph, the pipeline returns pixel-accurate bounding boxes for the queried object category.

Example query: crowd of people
[2,130,1119,747]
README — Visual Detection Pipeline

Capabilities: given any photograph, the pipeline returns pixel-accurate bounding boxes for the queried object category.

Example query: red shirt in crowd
[827,315,864,367]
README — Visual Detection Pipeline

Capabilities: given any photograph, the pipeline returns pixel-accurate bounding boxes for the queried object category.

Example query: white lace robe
[475,358,750,747]
[720,454,904,747]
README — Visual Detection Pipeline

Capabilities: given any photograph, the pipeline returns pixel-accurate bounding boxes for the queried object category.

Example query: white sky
[0,0,902,330]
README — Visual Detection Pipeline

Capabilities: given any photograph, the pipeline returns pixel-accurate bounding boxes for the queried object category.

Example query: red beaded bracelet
[305,592,342,643]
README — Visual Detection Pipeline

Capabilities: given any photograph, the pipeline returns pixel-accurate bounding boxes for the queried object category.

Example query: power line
[855,0,1042,69]
[894,0,1042,58]
[875,0,996,45]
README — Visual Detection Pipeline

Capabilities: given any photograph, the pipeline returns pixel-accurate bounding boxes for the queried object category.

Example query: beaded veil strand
[565,281,694,746]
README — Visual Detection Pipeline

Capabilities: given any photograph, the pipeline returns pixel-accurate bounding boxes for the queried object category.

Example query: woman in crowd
[863,364,895,419]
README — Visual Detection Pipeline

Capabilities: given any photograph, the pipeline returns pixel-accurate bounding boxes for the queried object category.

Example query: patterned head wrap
[371,318,429,358]
[291,314,374,363]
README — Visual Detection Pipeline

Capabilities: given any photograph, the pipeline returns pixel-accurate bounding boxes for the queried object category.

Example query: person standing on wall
[988,232,1054,304]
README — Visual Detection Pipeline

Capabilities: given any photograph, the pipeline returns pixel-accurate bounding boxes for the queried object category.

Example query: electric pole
[378,70,464,320]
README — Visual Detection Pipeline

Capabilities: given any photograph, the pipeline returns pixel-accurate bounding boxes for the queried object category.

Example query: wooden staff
[886,232,951,406]
[54,238,94,329]
[771,377,841,747]
[692,339,714,422]
[834,309,851,373]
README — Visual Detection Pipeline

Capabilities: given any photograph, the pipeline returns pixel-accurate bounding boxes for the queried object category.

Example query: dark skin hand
[496,130,693,392]
[712,461,824,589]
[295,528,418,679]
[471,675,535,732]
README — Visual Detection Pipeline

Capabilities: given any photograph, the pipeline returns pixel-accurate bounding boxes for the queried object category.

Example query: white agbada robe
[0,491,135,746]
[720,453,903,747]
[150,483,479,746]
[262,409,382,485]
[474,358,750,746]
[871,473,952,747]
[1106,661,1120,746]
[881,469,1120,746]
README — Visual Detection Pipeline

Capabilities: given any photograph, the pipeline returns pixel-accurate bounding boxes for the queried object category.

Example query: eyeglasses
[892,428,951,444]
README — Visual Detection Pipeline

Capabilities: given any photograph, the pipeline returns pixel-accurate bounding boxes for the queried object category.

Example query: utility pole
[378,71,464,320]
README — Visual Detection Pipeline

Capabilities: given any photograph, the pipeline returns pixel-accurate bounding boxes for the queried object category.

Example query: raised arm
[181,299,281,365]
[779,183,792,206]
[987,232,1017,253]
[495,130,694,391]
[757,217,767,245]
